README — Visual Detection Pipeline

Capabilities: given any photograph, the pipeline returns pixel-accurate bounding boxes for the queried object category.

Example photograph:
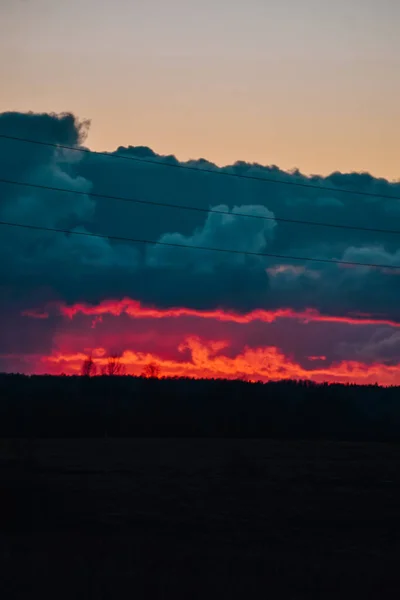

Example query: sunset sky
[1,1,400,384]
[1,0,399,178]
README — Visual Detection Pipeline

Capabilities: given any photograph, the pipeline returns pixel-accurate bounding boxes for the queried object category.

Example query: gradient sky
[1,0,399,179]
[2,2,400,384]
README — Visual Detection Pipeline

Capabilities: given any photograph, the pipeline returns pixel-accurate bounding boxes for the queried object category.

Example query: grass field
[1,438,400,598]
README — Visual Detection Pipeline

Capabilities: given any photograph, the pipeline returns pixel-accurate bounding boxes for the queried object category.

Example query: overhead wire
[1,132,399,272]
[1,133,399,201]
[1,219,399,271]
[1,177,400,236]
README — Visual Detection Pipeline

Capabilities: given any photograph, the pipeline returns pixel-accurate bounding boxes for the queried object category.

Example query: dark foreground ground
[1,438,400,599]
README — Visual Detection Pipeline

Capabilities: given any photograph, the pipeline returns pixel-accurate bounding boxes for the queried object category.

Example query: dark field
[1,439,400,599]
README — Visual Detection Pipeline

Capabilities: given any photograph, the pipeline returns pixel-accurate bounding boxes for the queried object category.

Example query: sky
[1,111,400,383]
[1,0,399,178]
[1,2,400,384]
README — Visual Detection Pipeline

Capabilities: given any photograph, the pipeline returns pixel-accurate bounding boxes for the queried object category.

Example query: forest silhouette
[1,373,400,441]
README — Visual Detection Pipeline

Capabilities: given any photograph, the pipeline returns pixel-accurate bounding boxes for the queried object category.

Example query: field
[1,438,400,598]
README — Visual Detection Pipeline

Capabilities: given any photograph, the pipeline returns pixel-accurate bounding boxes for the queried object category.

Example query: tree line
[1,373,400,441]
[81,354,160,378]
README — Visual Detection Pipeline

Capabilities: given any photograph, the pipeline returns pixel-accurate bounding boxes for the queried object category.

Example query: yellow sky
[1,0,399,179]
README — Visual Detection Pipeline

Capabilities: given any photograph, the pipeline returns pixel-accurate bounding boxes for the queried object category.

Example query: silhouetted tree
[81,355,96,377]
[142,362,160,379]
[103,354,126,376]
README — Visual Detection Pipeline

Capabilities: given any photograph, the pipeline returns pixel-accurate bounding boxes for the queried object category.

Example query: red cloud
[22,298,400,329]
[13,298,400,386]
[27,336,400,386]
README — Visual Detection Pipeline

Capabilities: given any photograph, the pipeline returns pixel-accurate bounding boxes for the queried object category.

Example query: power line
[1,133,399,201]
[1,219,399,271]
[1,177,400,237]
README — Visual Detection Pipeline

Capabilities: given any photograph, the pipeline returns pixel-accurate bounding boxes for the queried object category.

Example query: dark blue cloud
[1,109,400,320]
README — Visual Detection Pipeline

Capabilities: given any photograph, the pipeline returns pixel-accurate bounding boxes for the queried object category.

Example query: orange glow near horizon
[37,336,400,386]
[14,297,400,386]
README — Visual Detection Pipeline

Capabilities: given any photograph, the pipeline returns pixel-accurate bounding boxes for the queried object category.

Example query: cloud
[337,328,400,366]
[2,109,400,315]
[22,297,400,330]
[0,112,139,303]
[26,334,400,386]
[12,298,400,380]
[1,109,400,378]
[146,203,276,269]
